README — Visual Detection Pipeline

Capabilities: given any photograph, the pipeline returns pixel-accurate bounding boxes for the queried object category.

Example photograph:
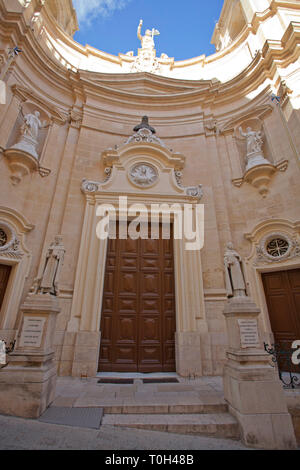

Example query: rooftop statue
[137,19,160,51]
[131,20,162,74]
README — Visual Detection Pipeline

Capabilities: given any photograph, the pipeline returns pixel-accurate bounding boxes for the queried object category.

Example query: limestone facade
[0,0,300,379]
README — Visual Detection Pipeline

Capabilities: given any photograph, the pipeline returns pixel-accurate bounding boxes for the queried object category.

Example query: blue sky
[73,0,224,60]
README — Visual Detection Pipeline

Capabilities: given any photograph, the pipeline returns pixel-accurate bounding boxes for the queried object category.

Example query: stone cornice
[0,2,299,122]
[11,84,66,124]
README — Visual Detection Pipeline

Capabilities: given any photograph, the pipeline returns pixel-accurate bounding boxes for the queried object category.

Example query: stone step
[102,413,240,439]
[103,402,228,415]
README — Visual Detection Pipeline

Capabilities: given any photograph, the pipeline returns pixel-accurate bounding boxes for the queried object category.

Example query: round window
[266,238,289,258]
[0,228,7,247]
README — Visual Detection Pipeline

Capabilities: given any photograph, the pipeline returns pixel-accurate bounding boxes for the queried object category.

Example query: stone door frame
[67,140,207,377]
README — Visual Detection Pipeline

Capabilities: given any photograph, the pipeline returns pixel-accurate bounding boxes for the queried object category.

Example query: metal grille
[0,229,7,247]
[266,238,289,257]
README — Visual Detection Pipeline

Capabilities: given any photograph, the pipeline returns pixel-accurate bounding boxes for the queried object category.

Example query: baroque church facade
[0,1,300,446]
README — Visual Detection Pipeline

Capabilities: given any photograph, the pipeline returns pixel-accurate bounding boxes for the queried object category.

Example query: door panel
[0,264,11,311]
[99,225,176,372]
[262,269,300,370]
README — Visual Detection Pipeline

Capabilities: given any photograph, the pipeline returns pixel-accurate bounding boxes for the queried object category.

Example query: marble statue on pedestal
[32,235,65,296]
[224,242,247,298]
[12,110,47,159]
[239,126,269,171]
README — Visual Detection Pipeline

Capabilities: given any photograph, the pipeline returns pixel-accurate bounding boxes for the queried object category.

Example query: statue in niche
[224,242,247,298]
[239,126,263,155]
[22,110,45,140]
[239,126,269,171]
[12,109,48,159]
[137,19,160,51]
[32,235,65,296]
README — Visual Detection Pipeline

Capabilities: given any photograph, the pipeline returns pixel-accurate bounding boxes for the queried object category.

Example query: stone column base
[175,331,202,377]
[0,352,57,418]
[71,331,101,377]
[0,294,60,418]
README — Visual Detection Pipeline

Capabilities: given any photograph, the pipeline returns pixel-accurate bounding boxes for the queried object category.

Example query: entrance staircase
[97,377,240,439]
[54,376,241,440]
[102,400,240,439]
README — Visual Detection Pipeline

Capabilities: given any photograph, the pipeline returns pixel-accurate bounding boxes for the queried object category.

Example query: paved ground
[0,375,298,450]
[0,375,251,450]
[0,414,249,450]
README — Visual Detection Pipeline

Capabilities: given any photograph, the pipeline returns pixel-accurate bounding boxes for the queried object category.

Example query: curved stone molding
[245,219,300,266]
[11,85,66,126]
[82,126,202,200]
[254,233,300,265]
[0,221,23,259]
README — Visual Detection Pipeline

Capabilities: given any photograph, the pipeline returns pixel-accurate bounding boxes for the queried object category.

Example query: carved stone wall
[0,0,300,378]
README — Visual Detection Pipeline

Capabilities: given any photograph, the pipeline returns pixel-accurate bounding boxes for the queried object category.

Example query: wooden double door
[0,264,11,311]
[262,269,300,358]
[98,227,176,372]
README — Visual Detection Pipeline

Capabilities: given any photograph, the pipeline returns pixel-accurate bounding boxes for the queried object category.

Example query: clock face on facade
[129,163,158,187]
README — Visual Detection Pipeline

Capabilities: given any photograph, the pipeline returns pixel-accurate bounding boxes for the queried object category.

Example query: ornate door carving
[99,226,176,372]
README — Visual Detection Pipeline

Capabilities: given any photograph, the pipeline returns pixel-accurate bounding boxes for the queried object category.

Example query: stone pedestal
[175,332,202,377]
[223,296,297,449]
[4,148,39,185]
[245,152,270,171]
[71,331,101,377]
[244,163,276,197]
[0,294,60,418]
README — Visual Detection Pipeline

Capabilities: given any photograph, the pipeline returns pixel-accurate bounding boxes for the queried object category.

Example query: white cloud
[73,0,132,26]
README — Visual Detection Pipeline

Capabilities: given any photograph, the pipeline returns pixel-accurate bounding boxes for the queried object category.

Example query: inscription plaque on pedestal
[238,319,259,348]
[19,316,46,348]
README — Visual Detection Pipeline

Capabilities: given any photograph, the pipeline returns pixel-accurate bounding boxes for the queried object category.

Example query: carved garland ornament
[0,222,23,259]
[254,233,300,265]
[125,128,167,148]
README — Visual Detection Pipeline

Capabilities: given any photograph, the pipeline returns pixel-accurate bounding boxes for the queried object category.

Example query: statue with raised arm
[22,111,45,141]
[239,126,269,171]
[12,109,48,159]
[137,19,160,51]
[239,126,263,155]
[224,242,247,298]
[33,235,65,296]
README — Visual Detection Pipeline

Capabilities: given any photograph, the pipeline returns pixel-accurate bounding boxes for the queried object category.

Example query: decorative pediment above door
[81,117,203,201]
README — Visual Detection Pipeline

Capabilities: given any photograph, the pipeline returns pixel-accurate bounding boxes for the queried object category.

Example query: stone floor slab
[39,407,103,429]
